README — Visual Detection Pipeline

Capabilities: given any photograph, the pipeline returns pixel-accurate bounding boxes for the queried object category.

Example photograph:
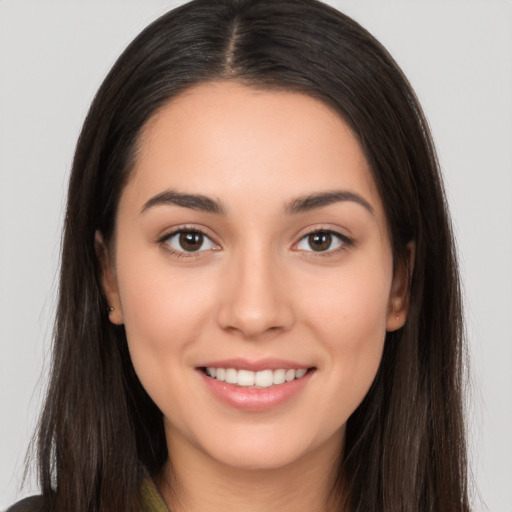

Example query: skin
[98,81,410,512]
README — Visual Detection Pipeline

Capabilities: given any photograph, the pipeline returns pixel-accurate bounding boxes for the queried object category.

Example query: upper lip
[197,357,313,372]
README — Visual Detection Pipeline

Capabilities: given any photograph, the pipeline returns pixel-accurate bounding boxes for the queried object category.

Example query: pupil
[309,232,331,251]
[179,231,203,251]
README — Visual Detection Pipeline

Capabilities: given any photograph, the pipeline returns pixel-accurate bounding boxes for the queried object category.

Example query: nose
[216,246,295,340]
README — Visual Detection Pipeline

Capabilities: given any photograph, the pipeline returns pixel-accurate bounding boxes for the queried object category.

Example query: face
[99,81,409,472]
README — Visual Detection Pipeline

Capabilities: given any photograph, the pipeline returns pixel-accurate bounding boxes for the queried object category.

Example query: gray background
[1,1,511,510]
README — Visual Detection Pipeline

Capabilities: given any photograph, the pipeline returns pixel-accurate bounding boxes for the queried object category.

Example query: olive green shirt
[7,476,169,512]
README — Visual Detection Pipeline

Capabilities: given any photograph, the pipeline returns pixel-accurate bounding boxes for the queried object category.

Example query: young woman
[8,0,470,510]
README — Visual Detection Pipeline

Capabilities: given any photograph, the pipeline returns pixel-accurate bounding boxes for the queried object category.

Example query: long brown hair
[36,1,469,510]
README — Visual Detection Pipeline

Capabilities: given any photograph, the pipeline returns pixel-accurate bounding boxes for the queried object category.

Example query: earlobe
[95,231,124,325]
[386,241,415,332]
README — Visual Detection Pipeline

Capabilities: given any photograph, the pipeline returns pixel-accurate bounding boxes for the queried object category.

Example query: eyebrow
[140,189,374,216]
[140,190,226,214]
[284,190,374,215]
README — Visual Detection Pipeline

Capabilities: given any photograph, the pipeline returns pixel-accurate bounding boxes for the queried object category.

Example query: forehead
[125,81,383,218]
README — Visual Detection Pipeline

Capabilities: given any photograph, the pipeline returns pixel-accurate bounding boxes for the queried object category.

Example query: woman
[8,0,469,510]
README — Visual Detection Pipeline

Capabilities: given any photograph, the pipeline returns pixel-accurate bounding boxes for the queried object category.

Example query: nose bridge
[217,239,294,338]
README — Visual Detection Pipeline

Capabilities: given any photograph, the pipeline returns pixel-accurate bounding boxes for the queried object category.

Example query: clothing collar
[140,474,170,512]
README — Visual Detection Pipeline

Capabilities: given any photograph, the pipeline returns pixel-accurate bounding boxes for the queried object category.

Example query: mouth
[199,367,314,389]
[197,361,316,411]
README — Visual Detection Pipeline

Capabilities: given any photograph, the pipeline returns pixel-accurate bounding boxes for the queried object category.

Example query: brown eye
[179,231,203,251]
[308,232,332,252]
[164,230,217,254]
[296,230,348,253]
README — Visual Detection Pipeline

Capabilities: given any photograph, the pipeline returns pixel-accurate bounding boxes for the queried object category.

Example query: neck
[157,429,345,512]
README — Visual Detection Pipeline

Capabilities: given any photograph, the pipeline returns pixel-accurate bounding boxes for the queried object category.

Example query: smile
[203,367,308,388]
[199,364,315,411]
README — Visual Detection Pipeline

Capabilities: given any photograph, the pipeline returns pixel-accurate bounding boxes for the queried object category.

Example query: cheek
[298,258,391,414]
[303,253,391,341]
[114,250,216,393]
[121,272,197,342]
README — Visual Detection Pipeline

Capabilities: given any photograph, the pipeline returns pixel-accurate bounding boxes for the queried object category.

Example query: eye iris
[309,232,332,251]
[179,231,203,251]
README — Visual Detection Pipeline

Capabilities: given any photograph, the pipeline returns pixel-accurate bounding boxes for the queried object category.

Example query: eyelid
[156,224,353,258]
[292,227,354,255]
[157,225,221,257]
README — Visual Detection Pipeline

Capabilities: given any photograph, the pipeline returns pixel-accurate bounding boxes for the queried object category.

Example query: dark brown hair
[35,0,469,510]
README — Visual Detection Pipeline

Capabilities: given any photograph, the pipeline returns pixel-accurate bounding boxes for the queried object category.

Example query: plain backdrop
[1,1,511,510]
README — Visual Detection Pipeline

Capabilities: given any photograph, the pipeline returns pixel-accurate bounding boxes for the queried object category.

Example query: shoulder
[140,474,169,512]
[5,495,43,512]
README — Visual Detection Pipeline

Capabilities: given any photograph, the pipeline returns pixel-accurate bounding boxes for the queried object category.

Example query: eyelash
[158,226,219,259]
[294,228,354,257]
[158,226,353,259]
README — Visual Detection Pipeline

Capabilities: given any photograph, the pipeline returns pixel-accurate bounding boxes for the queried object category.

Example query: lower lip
[198,370,314,412]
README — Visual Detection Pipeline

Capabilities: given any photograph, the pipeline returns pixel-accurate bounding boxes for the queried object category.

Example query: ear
[95,231,124,325]
[386,241,415,332]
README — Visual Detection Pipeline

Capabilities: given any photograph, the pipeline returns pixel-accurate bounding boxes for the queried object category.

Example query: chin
[196,422,344,472]
[214,445,302,471]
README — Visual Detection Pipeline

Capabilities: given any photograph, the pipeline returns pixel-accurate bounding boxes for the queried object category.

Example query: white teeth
[254,369,273,388]
[273,369,286,385]
[285,369,296,382]
[225,368,238,384]
[205,367,309,388]
[295,368,307,378]
[237,369,255,387]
